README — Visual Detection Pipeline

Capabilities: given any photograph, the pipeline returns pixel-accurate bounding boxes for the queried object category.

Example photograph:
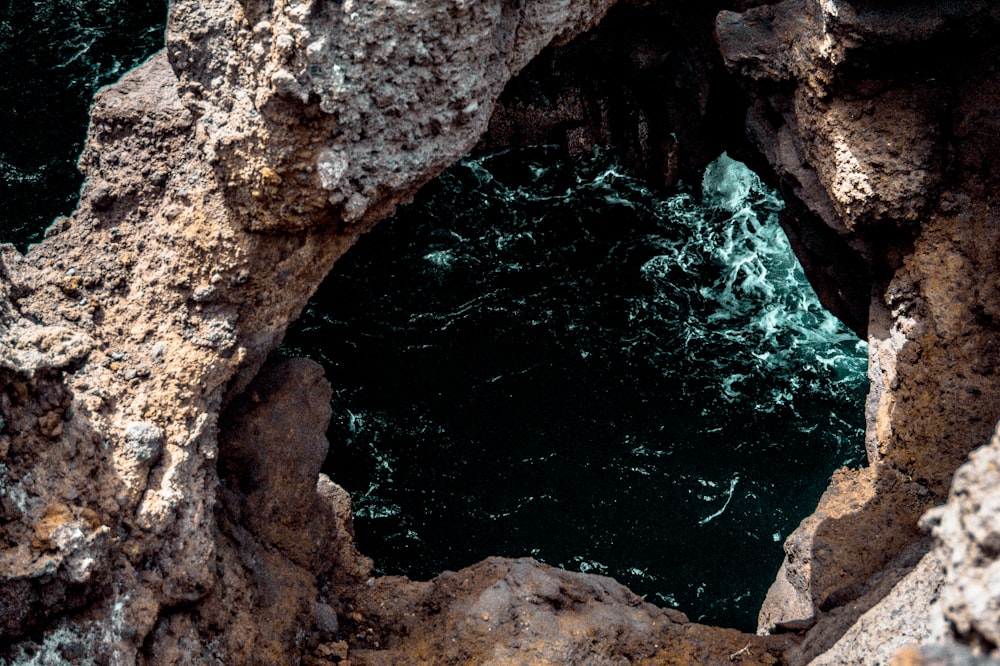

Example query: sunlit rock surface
[340,556,792,666]
[165,0,612,232]
[1,0,703,661]
[924,425,1000,654]
[2,0,1000,663]
[718,0,1000,661]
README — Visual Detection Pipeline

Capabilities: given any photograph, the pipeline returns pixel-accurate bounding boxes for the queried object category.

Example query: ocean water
[0,0,167,249]
[2,3,868,632]
[284,146,869,630]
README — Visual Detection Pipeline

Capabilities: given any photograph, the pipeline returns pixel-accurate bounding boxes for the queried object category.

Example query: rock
[89,182,116,211]
[0,0,622,660]
[477,0,742,189]
[217,357,338,572]
[892,644,1000,666]
[342,556,792,665]
[138,355,372,664]
[757,465,929,633]
[4,0,1000,662]
[165,0,615,232]
[924,424,1000,653]
[314,603,340,640]
[796,542,945,666]
[718,2,1000,657]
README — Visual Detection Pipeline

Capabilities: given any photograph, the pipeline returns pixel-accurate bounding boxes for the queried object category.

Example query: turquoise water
[284,147,869,630]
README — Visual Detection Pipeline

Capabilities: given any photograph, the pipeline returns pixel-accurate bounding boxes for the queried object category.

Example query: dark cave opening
[1,0,872,633]
[282,146,869,630]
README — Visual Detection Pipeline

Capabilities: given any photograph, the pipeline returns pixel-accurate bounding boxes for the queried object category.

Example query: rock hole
[283,145,869,630]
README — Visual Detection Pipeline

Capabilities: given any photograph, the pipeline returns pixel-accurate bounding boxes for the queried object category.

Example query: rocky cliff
[717,2,1000,659]
[2,0,1000,664]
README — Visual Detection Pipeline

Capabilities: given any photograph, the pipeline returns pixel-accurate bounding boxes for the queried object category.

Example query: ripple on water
[285,147,868,630]
[0,0,168,248]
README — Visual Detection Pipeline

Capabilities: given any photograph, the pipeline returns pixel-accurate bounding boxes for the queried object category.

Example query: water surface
[284,147,869,629]
[0,0,167,249]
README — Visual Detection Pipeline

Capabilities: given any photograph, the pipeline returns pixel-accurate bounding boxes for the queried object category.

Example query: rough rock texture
[476,0,751,190]
[799,544,944,665]
[874,425,1000,665]
[891,645,1000,666]
[139,356,371,664]
[338,557,792,666]
[0,0,705,661]
[165,0,613,234]
[717,1,1000,654]
[923,425,1000,653]
[4,0,1000,663]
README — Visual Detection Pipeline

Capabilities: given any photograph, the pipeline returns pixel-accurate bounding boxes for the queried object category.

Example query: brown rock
[341,556,792,665]
[719,3,1000,658]
[5,0,1000,663]
[0,0,624,660]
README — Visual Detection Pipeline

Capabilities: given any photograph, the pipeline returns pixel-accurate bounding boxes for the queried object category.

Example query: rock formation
[715,0,1000,662]
[3,0,1000,663]
[0,0,774,663]
[476,0,746,190]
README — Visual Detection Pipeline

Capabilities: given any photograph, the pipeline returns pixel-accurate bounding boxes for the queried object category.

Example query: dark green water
[283,147,869,629]
[0,0,167,249]
[2,3,868,632]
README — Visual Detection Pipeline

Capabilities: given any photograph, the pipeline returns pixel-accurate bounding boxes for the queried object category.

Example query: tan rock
[719,0,1000,661]
[4,0,1000,663]
[342,556,792,666]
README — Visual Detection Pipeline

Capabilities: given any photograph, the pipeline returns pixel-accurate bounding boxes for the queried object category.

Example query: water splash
[631,153,865,417]
[284,146,868,630]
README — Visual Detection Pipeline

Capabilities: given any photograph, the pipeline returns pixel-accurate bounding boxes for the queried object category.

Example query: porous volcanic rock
[0,0,693,660]
[336,557,792,666]
[921,425,1000,655]
[5,0,1000,662]
[165,0,614,233]
[718,0,1000,660]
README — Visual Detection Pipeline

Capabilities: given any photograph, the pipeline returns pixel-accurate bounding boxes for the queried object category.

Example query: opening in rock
[283,146,869,630]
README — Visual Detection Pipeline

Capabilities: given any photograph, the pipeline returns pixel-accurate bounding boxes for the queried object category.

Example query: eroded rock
[338,556,792,666]
[165,0,614,231]
[718,1,1000,650]
[924,424,1000,653]
[4,0,1000,662]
